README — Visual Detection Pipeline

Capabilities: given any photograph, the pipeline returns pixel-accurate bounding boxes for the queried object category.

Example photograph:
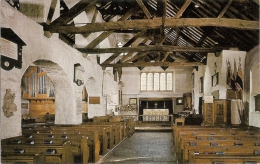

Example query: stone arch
[33,60,79,124]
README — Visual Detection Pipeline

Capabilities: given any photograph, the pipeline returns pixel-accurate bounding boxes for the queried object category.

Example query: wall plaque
[0,28,26,71]
[89,97,100,104]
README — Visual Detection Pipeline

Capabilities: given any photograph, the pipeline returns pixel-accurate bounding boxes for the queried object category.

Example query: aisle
[98,132,177,164]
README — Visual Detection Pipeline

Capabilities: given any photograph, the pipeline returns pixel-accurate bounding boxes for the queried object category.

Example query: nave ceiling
[6,0,260,70]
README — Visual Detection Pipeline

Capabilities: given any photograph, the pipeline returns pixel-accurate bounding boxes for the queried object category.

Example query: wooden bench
[1,141,75,164]
[176,131,260,154]
[178,134,260,160]
[1,152,46,164]
[91,116,135,139]
[173,125,260,147]
[19,120,132,163]
[123,117,135,137]
[188,150,260,164]
[174,128,260,151]
[48,126,108,156]
[50,123,118,148]
[173,125,260,163]
[182,139,260,162]
[81,122,122,146]
[2,135,90,163]
[22,123,119,159]
[49,124,115,152]
[177,132,260,155]
[176,131,260,161]
[21,130,100,163]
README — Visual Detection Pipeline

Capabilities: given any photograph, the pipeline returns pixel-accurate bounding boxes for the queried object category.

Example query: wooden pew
[182,139,260,162]
[173,125,260,147]
[49,123,118,148]
[90,116,135,139]
[2,135,89,164]
[93,115,110,122]
[52,126,105,158]
[1,141,75,164]
[178,134,260,160]
[173,126,260,152]
[173,125,260,163]
[81,122,122,146]
[21,131,99,163]
[177,132,260,158]
[1,152,46,164]
[19,119,132,163]
[123,117,135,137]
[22,123,116,158]
[188,150,260,164]
[51,125,112,155]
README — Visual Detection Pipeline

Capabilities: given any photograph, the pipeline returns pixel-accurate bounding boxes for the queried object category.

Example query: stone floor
[98,132,177,164]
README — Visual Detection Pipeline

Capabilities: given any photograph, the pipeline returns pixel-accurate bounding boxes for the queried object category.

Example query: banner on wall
[236,58,243,91]
[226,58,243,91]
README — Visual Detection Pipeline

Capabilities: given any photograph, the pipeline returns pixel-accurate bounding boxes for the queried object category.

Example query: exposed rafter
[100,61,204,68]
[136,0,152,19]
[174,0,192,18]
[217,0,233,18]
[77,45,225,54]
[50,0,98,25]
[37,0,259,68]
[102,29,147,64]
[45,18,259,34]
[85,5,140,49]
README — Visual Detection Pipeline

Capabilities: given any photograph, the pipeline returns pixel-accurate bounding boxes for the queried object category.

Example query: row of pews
[1,116,135,164]
[173,125,260,164]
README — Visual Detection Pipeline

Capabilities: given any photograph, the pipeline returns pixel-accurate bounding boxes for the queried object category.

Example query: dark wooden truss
[41,0,259,69]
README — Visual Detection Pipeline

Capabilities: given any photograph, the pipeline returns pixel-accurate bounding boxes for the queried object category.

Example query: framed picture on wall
[129,98,137,105]
[176,98,184,105]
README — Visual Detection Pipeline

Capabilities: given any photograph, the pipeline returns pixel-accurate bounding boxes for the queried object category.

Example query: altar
[143,109,169,121]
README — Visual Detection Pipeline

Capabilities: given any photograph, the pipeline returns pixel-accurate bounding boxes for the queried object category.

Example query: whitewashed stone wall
[192,65,206,114]
[245,45,260,127]
[193,50,247,122]
[0,0,117,140]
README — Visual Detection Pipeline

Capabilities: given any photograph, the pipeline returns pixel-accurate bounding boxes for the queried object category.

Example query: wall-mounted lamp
[74,63,85,86]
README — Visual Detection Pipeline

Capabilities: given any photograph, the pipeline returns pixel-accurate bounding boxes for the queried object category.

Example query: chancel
[1,0,260,163]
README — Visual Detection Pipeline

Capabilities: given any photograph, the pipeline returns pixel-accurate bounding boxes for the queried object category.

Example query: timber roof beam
[45,18,259,34]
